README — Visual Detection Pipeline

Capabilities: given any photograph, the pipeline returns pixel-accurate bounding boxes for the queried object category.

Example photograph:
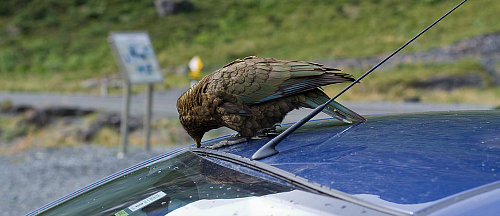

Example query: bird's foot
[230,133,243,138]
[206,136,248,149]
[256,124,281,137]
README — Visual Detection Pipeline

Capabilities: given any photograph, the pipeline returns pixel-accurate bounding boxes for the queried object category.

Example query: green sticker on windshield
[115,210,129,216]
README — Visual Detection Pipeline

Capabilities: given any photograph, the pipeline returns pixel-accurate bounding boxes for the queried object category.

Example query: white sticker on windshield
[118,191,167,215]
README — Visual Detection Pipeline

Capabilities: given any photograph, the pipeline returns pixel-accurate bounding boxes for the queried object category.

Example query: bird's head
[179,115,206,148]
[177,85,207,148]
[177,80,223,148]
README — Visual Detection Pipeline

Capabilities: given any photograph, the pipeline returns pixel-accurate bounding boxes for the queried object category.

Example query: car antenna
[252,0,468,160]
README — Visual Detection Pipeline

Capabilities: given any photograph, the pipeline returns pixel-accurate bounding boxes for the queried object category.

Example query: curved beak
[195,137,202,148]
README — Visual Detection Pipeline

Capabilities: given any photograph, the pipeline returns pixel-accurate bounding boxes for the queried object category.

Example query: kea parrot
[177,56,365,148]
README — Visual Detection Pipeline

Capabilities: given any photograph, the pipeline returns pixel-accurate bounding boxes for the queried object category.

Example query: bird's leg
[230,133,243,138]
[256,124,281,137]
[206,134,248,149]
[206,124,281,149]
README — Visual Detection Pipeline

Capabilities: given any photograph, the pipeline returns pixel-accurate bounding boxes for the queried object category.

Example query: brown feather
[177,56,360,147]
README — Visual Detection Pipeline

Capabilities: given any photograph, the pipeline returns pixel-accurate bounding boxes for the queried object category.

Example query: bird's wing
[206,57,354,106]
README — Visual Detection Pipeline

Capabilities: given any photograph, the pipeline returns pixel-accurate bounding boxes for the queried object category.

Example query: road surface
[0,90,494,123]
[0,90,495,123]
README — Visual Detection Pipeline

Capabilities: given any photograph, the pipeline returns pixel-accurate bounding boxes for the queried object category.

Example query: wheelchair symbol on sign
[122,44,153,63]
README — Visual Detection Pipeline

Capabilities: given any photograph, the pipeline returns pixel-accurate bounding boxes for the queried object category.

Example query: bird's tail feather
[324,100,366,123]
[301,91,366,123]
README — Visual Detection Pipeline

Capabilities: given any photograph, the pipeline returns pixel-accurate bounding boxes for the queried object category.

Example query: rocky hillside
[320,32,500,85]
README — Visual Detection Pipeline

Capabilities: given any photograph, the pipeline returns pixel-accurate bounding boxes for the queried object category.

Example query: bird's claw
[256,124,281,137]
[230,133,243,138]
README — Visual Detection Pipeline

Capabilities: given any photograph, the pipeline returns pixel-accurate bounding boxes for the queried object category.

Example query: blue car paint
[204,111,500,210]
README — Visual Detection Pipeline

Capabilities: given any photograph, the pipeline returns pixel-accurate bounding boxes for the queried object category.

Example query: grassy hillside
[0,0,499,100]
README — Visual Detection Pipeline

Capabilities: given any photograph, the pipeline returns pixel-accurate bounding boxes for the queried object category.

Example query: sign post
[120,81,131,155]
[144,84,153,151]
[109,32,163,155]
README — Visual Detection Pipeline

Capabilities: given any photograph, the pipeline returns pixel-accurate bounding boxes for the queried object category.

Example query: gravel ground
[0,145,181,215]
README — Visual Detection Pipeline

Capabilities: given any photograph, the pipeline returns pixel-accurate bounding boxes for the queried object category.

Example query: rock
[62,117,75,125]
[7,106,94,130]
[411,74,484,91]
[10,105,32,114]
[0,99,13,113]
[97,113,121,128]
[25,109,50,127]
[404,96,421,103]
[128,115,144,132]
[155,0,194,16]
[79,113,143,142]
[80,78,100,88]
[108,79,123,88]
[6,24,23,36]
[318,32,500,85]
[79,122,102,142]
[480,56,500,85]
[46,107,93,117]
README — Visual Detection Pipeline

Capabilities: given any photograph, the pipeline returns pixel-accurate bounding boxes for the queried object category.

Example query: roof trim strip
[192,148,411,216]
[415,180,500,215]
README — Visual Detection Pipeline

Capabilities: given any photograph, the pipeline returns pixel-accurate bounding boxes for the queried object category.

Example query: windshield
[38,150,295,216]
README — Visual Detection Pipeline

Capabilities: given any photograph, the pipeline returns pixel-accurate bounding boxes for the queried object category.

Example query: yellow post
[188,56,203,86]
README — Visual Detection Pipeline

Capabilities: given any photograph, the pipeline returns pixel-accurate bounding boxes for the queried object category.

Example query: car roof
[200,110,500,213]
[27,110,500,216]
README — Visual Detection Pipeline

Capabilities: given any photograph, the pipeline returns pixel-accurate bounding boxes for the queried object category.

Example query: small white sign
[109,32,164,84]
[128,191,167,212]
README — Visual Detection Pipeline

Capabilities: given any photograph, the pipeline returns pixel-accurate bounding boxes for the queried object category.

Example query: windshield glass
[39,150,295,216]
